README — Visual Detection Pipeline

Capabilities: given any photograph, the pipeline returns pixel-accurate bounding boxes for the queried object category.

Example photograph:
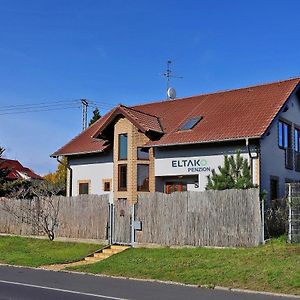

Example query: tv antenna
[163,60,183,100]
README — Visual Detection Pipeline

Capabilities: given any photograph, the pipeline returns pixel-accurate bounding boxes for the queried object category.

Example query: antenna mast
[81,99,89,131]
[163,60,183,100]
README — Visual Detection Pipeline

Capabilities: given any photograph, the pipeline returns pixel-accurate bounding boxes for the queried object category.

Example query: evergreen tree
[89,107,101,126]
[206,150,254,190]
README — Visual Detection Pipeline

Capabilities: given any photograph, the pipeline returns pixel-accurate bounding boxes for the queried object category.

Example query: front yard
[70,237,300,296]
[0,235,299,296]
[0,235,102,267]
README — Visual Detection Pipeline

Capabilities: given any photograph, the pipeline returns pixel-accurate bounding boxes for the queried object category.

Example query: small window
[137,164,149,191]
[178,116,203,131]
[103,180,111,192]
[79,182,89,195]
[119,134,128,160]
[294,128,300,152]
[137,147,149,160]
[118,164,127,191]
[278,121,291,149]
[270,177,279,200]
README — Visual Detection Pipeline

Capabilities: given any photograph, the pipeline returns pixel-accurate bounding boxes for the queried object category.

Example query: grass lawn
[69,237,300,295]
[0,235,102,267]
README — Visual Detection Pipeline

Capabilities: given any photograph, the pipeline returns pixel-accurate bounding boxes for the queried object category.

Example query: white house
[52,77,300,203]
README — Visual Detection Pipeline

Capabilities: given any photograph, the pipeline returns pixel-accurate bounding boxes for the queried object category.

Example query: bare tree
[0,181,61,241]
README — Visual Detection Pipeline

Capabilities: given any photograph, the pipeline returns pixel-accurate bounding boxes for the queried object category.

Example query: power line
[0,102,81,112]
[0,105,81,116]
[0,99,81,110]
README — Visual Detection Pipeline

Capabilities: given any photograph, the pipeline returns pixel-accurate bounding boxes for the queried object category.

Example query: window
[178,116,203,131]
[79,182,89,195]
[278,121,291,149]
[118,164,127,191]
[165,182,187,194]
[137,147,149,160]
[103,179,111,192]
[137,164,149,191]
[270,176,279,200]
[294,128,300,152]
[118,134,128,160]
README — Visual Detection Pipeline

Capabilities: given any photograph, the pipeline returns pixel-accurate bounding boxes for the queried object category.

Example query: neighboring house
[0,158,43,181]
[52,77,300,203]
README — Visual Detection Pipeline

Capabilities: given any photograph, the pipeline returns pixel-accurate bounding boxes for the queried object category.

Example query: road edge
[0,263,299,299]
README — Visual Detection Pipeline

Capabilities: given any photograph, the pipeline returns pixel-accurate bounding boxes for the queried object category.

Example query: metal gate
[287,183,300,243]
[108,199,135,246]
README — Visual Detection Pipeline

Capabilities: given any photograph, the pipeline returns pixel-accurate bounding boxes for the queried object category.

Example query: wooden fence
[136,189,262,247]
[0,194,109,240]
[112,199,132,244]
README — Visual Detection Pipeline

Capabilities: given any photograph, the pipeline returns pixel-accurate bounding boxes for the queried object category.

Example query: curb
[0,263,299,299]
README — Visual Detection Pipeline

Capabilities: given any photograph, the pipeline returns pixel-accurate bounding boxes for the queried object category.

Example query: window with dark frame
[270,177,279,200]
[278,121,291,149]
[137,147,149,160]
[137,164,149,191]
[79,182,89,195]
[118,133,128,160]
[294,128,300,152]
[118,164,127,191]
[178,116,203,131]
[104,181,111,192]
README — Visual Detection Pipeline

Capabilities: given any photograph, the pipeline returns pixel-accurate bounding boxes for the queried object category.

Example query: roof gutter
[51,148,106,158]
[150,136,261,148]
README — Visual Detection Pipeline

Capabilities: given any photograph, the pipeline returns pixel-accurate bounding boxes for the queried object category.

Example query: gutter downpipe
[245,138,254,179]
[56,156,72,197]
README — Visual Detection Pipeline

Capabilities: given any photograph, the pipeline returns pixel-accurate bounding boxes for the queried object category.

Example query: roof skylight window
[178,116,203,131]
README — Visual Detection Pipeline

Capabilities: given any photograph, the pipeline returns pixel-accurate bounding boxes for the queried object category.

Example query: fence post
[288,183,292,243]
[261,196,265,244]
[130,203,135,247]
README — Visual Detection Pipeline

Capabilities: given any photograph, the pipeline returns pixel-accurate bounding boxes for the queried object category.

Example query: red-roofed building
[0,158,43,181]
[52,77,300,202]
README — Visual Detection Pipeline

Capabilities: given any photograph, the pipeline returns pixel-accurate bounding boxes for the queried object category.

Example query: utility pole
[81,99,89,131]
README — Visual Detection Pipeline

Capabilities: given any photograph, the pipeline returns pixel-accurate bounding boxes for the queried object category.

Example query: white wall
[154,144,259,191]
[260,93,300,201]
[68,152,113,198]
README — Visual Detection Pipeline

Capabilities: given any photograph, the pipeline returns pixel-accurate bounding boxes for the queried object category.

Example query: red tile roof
[52,77,300,156]
[92,105,164,138]
[0,158,43,180]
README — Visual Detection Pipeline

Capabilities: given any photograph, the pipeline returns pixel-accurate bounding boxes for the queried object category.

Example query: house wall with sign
[154,142,259,192]
[68,152,113,197]
[260,93,300,201]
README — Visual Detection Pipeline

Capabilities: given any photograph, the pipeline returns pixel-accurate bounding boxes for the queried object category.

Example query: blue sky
[1,0,300,174]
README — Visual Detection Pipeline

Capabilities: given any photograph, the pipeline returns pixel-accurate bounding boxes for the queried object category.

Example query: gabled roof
[92,105,164,138]
[0,158,43,180]
[52,77,300,156]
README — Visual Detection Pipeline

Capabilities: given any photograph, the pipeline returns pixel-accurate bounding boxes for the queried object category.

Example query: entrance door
[165,182,187,194]
[111,199,132,245]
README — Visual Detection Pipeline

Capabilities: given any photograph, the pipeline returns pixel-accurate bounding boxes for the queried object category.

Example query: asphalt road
[0,265,297,300]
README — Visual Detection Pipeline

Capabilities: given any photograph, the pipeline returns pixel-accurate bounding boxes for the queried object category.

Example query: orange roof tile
[52,77,300,156]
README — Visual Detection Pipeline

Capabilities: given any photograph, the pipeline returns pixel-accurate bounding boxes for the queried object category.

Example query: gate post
[108,203,115,245]
[130,203,135,247]
[288,183,292,243]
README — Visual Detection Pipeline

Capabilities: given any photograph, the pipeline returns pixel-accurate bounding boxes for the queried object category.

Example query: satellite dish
[167,87,176,99]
